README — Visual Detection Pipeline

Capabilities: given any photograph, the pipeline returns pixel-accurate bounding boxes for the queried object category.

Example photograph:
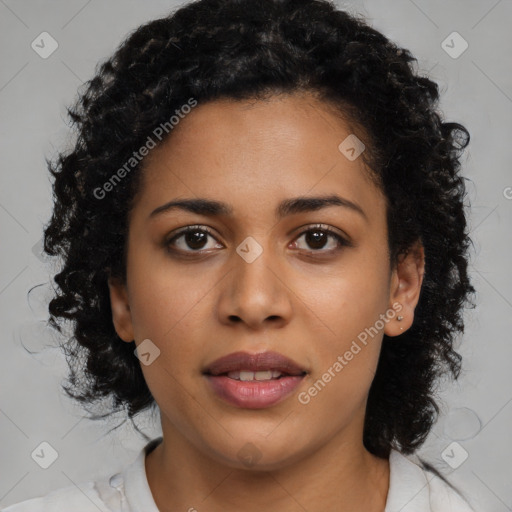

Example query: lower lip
[205,374,304,409]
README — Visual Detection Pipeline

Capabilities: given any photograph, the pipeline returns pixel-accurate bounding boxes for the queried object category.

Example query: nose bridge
[234,235,280,301]
[220,234,292,328]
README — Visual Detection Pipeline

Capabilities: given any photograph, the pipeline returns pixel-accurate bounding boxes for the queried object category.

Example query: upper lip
[203,351,307,376]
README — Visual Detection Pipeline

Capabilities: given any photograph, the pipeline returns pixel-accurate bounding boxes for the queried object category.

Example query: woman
[3,0,476,510]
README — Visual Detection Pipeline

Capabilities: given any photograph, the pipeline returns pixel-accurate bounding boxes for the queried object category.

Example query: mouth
[203,351,307,409]
[203,350,307,377]
[221,369,298,381]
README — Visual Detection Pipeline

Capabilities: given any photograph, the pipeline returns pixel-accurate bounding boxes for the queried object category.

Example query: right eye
[165,225,224,254]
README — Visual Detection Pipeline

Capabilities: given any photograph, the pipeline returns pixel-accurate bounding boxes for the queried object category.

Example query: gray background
[1,0,511,510]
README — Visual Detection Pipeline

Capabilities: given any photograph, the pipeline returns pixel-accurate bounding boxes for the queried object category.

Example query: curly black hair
[41,0,475,458]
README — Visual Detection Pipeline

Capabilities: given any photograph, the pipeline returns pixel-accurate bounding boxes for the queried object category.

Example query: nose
[216,242,293,331]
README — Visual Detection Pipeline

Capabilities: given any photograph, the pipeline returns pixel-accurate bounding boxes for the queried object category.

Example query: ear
[384,239,425,337]
[108,276,134,343]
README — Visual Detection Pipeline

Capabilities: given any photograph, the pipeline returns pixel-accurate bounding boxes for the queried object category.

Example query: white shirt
[2,436,475,511]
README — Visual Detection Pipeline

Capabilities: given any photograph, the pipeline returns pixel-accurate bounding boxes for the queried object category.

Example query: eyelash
[164,223,351,257]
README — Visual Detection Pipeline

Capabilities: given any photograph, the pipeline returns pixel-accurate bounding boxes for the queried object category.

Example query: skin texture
[108,92,425,512]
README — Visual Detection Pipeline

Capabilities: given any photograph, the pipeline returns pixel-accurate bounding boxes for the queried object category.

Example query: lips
[203,351,307,377]
[203,351,307,409]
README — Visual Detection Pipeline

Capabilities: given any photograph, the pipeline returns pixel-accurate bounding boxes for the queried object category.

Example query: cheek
[124,258,218,411]
[129,286,211,383]
[302,252,390,394]
[128,277,210,420]
[311,256,389,343]
[126,244,215,343]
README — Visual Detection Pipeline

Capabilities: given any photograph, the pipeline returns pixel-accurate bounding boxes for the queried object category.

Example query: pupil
[306,230,326,249]
[186,231,207,249]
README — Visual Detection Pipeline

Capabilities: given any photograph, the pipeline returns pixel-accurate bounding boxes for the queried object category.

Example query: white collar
[119,437,473,512]
[120,436,162,512]
[385,449,433,511]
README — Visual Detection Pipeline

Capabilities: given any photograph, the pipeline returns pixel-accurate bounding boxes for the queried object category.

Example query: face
[109,92,424,470]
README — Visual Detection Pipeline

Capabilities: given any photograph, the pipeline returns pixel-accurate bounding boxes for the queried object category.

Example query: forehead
[132,93,385,222]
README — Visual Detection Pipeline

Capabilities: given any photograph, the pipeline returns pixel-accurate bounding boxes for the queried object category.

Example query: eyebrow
[149,194,368,222]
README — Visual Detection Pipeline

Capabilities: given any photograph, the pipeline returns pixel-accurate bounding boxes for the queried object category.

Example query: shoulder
[385,449,476,512]
[1,437,163,512]
[0,474,123,512]
[427,473,476,511]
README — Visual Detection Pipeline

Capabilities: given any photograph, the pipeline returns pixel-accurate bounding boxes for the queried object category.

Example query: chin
[202,430,313,472]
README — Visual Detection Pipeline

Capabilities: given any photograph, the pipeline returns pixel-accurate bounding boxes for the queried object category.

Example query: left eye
[165,224,349,254]
[292,224,349,252]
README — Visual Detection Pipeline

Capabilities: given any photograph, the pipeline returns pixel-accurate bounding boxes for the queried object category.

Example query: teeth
[227,370,283,381]
[240,370,255,381]
[254,370,272,381]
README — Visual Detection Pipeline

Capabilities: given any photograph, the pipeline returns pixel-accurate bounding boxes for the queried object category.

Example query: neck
[145,416,390,512]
